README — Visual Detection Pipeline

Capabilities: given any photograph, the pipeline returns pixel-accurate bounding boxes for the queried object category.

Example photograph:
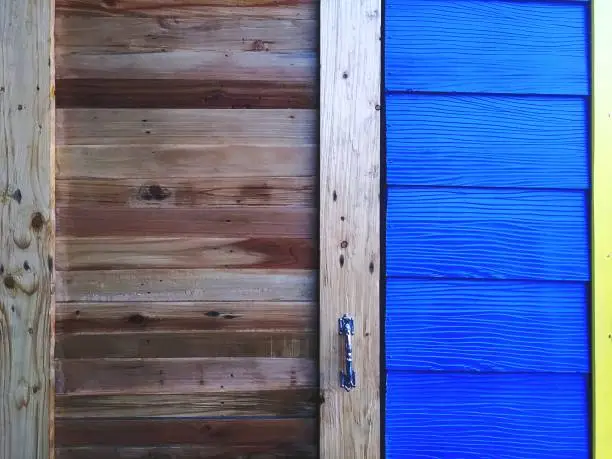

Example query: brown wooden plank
[56,330,316,358]
[56,269,316,302]
[56,301,316,334]
[56,144,316,179]
[320,0,381,457]
[0,0,54,458]
[56,48,315,83]
[56,177,315,208]
[56,207,314,238]
[56,237,315,270]
[55,358,316,394]
[56,417,316,447]
[57,109,316,145]
[56,389,317,418]
[56,79,316,108]
[56,445,316,459]
[56,15,317,52]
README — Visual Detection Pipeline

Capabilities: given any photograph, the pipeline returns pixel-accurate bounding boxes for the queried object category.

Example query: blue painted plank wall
[384,0,591,457]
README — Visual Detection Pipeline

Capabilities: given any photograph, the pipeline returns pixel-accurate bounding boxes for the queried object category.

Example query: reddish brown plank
[55,357,316,394]
[55,301,316,334]
[56,330,316,358]
[56,79,316,108]
[56,446,316,459]
[56,389,317,418]
[56,177,315,208]
[56,269,316,302]
[56,237,315,270]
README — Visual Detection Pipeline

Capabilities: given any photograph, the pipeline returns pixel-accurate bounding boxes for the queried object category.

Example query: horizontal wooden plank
[56,1,317,19]
[56,301,316,334]
[56,207,315,237]
[387,188,589,280]
[56,237,315,270]
[56,269,316,302]
[56,48,316,82]
[56,445,316,459]
[57,145,316,179]
[56,15,316,52]
[385,0,588,94]
[56,389,317,418]
[386,279,589,372]
[55,357,316,394]
[56,330,316,359]
[56,177,315,208]
[386,94,589,189]
[56,417,315,447]
[57,109,316,145]
[56,79,316,108]
[386,372,589,459]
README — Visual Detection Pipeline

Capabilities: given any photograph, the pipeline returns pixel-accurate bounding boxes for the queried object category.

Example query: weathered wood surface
[56,301,316,333]
[0,0,54,458]
[56,177,315,208]
[56,446,316,459]
[56,357,316,394]
[56,389,317,418]
[320,0,381,458]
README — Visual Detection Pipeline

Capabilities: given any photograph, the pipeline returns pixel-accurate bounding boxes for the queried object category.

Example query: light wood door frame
[319,1,382,458]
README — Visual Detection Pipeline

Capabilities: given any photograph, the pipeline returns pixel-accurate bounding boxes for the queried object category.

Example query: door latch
[338,314,356,391]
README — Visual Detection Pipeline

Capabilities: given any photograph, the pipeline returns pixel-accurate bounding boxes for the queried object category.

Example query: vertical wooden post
[0,1,55,458]
[320,1,381,457]
[593,2,612,458]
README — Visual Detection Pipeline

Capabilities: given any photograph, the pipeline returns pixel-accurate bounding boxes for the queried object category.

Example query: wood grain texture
[56,207,315,237]
[55,357,316,394]
[56,177,315,208]
[56,237,315,270]
[593,1,612,457]
[56,389,317,418]
[56,330,316,358]
[386,372,589,459]
[56,269,316,302]
[387,188,589,280]
[385,0,588,95]
[56,301,316,333]
[57,109,315,145]
[386,94,589,189]
[386,279,589,372]
[55,418,316,447]
[56,79,316,108]
[57,145,316,179]
[0,1,54,458]
[320,0,381,458]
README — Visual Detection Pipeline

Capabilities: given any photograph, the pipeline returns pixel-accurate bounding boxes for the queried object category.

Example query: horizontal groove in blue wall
[385,90,590,98]
[386,188,589,281]
[386,0,589,95]
[386,94,589,189]
[386,279,589,372]
[386,372,589,459]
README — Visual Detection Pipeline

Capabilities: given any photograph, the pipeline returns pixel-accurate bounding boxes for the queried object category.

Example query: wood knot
[127,313,147,325]
[4,275,16,290]
[139,184,171,202]
[30,212,44,231]
[252,39,268,51]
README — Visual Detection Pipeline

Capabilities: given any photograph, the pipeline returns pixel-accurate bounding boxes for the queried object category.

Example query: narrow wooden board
[57,145,317,179]
[56,79,316,109]
[56,330,316,358]
[593,1,612,457]
[56,301,317,333]
[56,237,315,270]
[56,109,316,145]
[56,15,317,52]
[56,269,316,302]
[56,207,315,238]
[56,389,317,418]
[320,1,381,458]
[55,357,316,394]
[56,177,315,208]
[0,0,54,458]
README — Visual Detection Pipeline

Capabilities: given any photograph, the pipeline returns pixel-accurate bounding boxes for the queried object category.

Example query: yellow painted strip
[593,2,612,458]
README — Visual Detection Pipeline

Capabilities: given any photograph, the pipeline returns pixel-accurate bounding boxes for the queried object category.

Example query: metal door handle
[339,314,356,391]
